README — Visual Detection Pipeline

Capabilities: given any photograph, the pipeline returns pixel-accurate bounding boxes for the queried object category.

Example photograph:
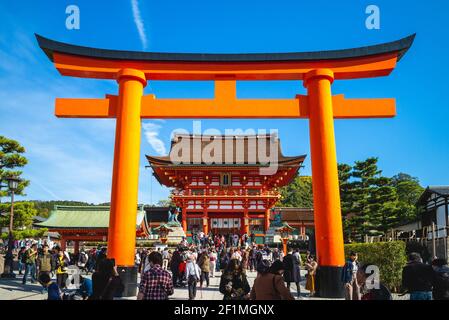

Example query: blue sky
[0,1,448,204]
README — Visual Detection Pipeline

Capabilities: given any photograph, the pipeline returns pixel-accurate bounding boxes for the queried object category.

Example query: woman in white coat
[186,256,201,300]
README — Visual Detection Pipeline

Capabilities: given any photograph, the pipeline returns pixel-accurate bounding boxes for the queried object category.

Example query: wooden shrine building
[146,134,305,238]
[35,205,146,253]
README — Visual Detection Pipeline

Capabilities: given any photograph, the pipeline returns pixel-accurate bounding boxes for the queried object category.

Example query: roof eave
[35,33,415,63]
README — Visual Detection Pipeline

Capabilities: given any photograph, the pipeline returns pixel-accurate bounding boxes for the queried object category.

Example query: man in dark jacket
[402,252,435,300]
[170,248,182,287]
[432,258,449,300]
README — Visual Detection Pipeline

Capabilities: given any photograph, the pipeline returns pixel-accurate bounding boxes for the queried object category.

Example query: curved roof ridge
[36,33,415,63]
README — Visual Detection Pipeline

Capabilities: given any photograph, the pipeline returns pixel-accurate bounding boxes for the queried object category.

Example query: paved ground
[0,270,407,300]
[0,270,314,300]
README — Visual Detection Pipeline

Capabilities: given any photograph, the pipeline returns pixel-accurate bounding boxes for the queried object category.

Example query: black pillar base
[316,266,345,298]
[117,266,138,297]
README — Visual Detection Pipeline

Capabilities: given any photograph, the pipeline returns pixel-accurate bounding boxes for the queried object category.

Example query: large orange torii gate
[36,34,414,297]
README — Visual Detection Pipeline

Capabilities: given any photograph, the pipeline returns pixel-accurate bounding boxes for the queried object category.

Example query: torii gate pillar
[107,69,146,296]
[305,69,345,297]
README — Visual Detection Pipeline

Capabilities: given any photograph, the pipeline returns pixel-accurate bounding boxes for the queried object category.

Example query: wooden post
[203,205,209,235]
[60,237,66,251]
[74,240,80,255]
[264,208,271,233]
[243,205,249,235]
[432,222,437,259]
[181,206,187,233]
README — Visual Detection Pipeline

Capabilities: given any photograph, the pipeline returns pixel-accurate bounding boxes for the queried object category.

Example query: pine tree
[0,136,29,198]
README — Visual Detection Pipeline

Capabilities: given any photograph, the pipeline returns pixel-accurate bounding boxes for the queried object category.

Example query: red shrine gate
[147,134,305,237]
[36,33,414,297]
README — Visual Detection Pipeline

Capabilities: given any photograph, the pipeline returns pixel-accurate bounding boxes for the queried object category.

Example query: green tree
[337,158,425,241]
[0,201,37,230]
[0,136,29,198]
[391,173,424,224]
[278,175,313,208]
[28,200,94,217]
[338,163,353,240]
[344,158,399,240]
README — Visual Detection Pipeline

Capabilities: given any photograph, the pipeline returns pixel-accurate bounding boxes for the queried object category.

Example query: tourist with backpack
[37,244,54,293]
[22,243,38,284]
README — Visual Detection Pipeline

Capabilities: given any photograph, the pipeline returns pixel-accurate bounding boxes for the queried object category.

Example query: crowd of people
[4,238,116,300]
[134,233,314,300]
[3,234,449,301]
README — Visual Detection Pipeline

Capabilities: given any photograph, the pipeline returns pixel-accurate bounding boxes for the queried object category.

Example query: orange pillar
[107,68,146,296]
[203,208,209,235]
[304,69,345,298]
[264,208,271,233]
[242,205,249,235]
[282,238,288,256]
[181,206,187,233]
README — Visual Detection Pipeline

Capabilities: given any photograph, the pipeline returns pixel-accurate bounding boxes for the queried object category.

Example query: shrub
[344,241,407,292]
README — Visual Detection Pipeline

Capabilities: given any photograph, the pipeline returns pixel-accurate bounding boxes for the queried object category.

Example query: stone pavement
[0,270,408,300]
[0,269,312,300]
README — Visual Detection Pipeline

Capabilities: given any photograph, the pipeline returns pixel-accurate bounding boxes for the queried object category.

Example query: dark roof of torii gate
[35,34,415,80]
[36,34,415,63]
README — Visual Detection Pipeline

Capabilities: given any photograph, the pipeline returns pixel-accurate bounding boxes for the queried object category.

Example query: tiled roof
[146,134,306,167]
[35,205,145,229]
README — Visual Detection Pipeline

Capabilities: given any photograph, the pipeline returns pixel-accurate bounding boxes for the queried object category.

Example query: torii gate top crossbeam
[36,34,415,81]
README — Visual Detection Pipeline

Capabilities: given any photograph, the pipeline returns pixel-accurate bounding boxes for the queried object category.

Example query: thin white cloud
[142,121,166,155]
[131,0,148,50]
[26,177,62,201]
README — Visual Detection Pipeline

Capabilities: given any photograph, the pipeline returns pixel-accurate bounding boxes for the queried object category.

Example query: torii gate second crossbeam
[36,34,415,298]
